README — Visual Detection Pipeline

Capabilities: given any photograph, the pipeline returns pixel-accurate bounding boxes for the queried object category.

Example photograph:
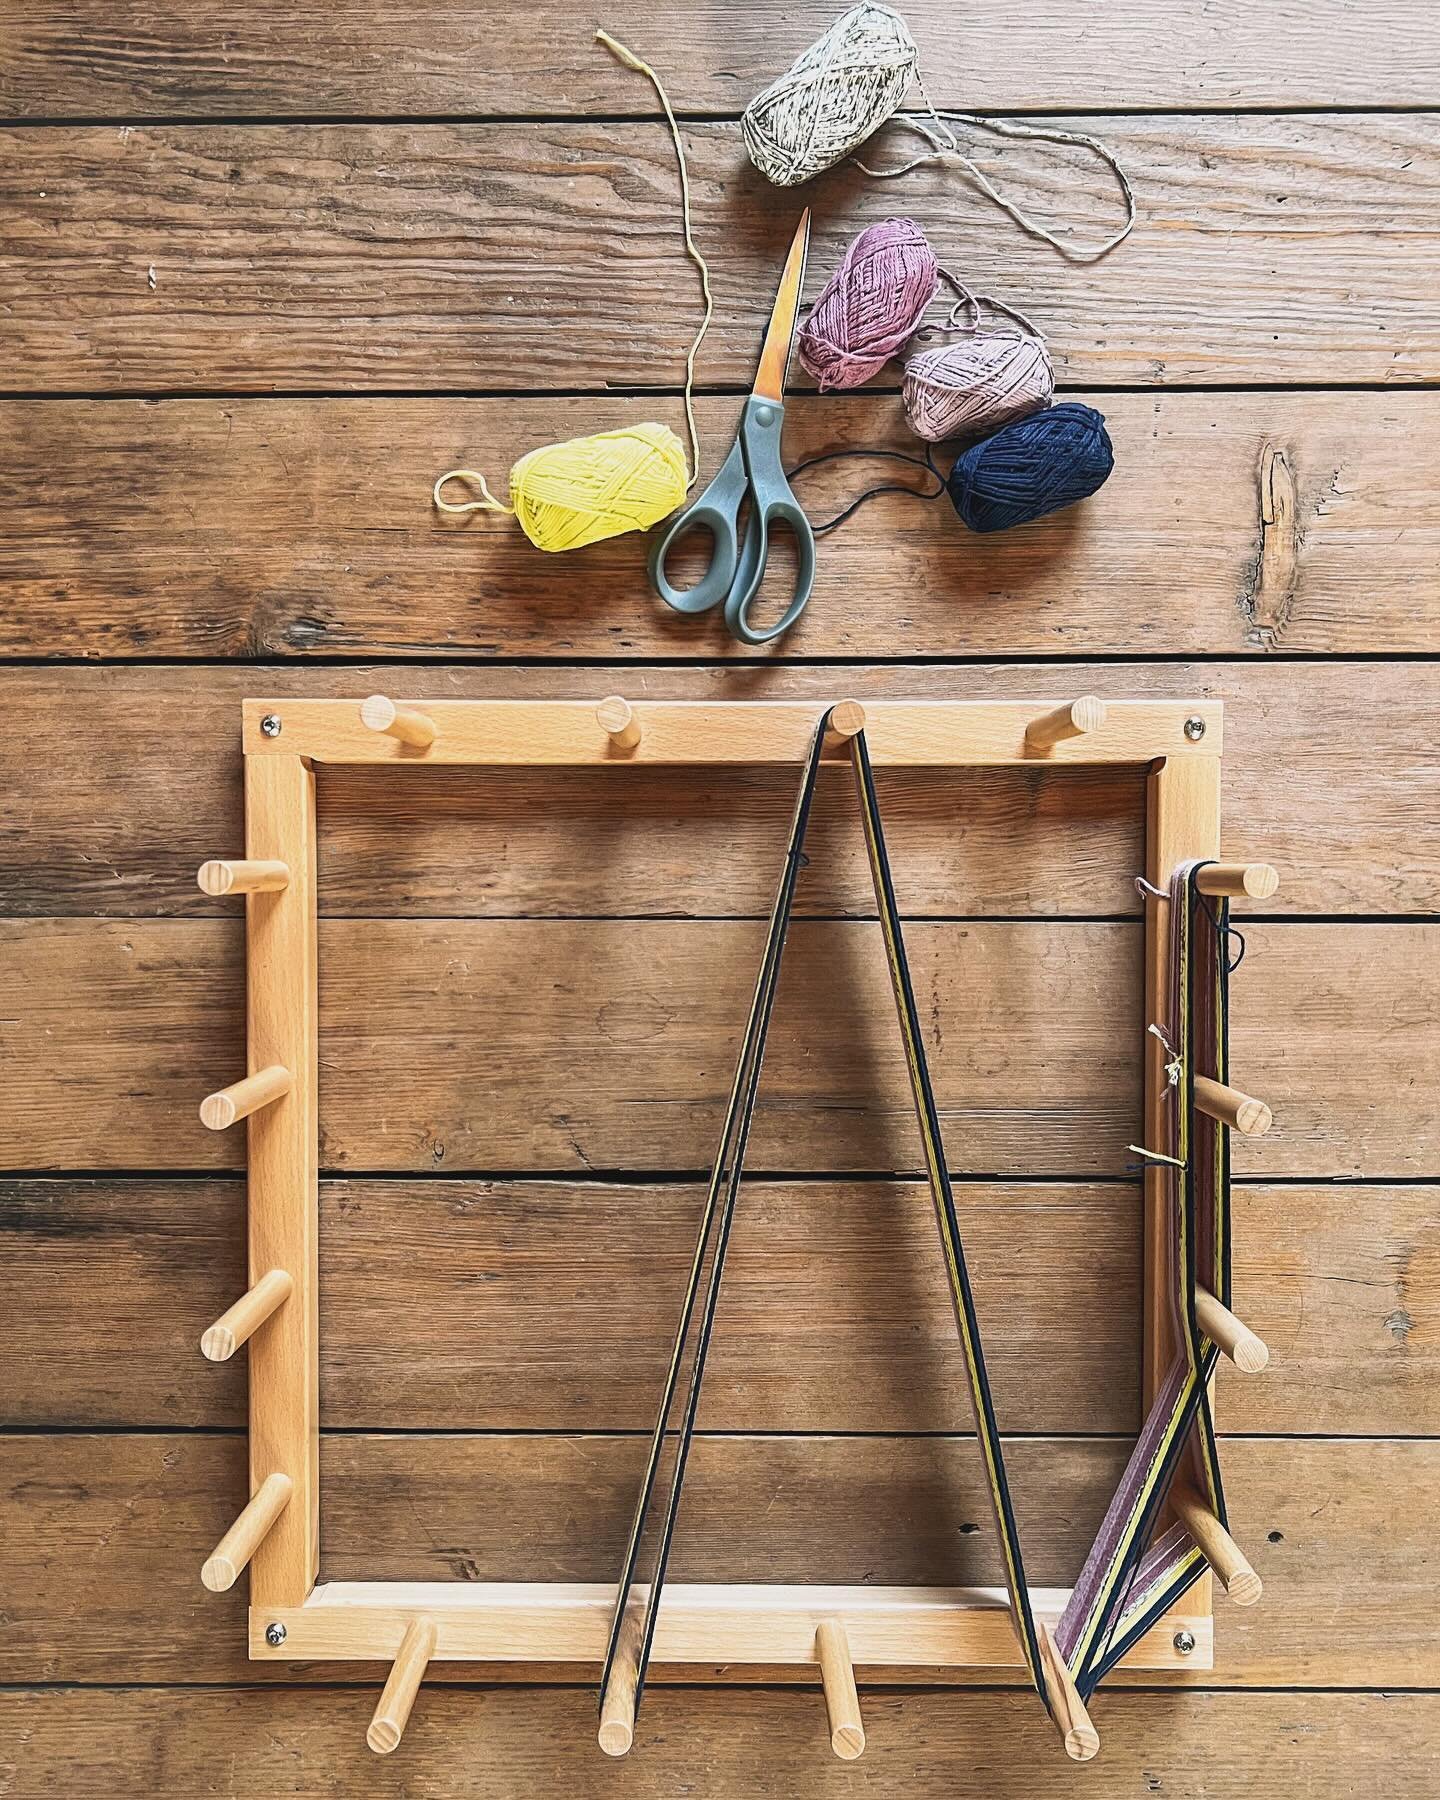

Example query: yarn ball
[799,218,938,391]
[903,331,1055,442]
[509,422,689,552]
[742,3,919,188]
[946,403,1114,533]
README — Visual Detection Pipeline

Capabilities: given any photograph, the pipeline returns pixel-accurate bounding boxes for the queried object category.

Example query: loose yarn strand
[596,28,714,490]
[787,444,945,534]
[862,109,1137,262]
[433,469,515,516]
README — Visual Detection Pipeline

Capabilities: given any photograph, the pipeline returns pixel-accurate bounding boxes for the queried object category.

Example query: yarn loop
[434,422,689,553]
[946,402,1113,533]
[798,217,937,391]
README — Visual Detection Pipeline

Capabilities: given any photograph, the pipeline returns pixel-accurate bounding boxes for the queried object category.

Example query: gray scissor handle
[648,398,816,643]
[722,399,816,646]
[648,434,748,615]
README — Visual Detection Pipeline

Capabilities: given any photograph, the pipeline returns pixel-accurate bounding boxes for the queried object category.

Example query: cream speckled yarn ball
[741,3,919,187]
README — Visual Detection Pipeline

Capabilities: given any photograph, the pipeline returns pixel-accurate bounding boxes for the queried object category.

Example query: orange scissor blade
[752,208,811,404]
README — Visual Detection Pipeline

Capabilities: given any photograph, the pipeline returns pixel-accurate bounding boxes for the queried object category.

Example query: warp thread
[902,286,1054,441]
[742,3,1135,261]
[431,29,707,553]
[946,402,1113,532]
[797,217,937,390]
[433,423,689,553]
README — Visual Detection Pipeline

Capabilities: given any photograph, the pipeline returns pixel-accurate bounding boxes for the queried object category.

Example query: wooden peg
[200,1268,293,1362]
[1038,1622,1100,1762]
[201,1472,292,1592]
[1194,1074,1272,1137]
[1171,1487,1263,1606]
[822,699,866,751]
[367,1617,438,1754]
[199,1063,292,1131]
[359,694,438,748]
[196,859,290,897]
[1025,696,1107,751]
[596,696,642,751]
[598,1602,645,1757]
[1195,862,1279,901]
[1196,1286,1270,1373]
[815,1619,865,1760]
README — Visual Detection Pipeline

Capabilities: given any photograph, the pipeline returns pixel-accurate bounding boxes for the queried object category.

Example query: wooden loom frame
[194,694,1274,1757]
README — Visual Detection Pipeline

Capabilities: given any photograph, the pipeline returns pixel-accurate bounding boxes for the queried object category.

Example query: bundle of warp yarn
[435,423,689,553]
[946,402,1113,532]
[797,217,937,390]
[742,3,1135,262]
[902,290,1054,441]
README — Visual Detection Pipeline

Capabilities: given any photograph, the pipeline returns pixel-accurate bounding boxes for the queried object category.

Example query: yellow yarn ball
[509,422,689,552]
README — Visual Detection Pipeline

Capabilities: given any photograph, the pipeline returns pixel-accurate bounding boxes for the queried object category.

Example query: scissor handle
[723,397,817,646]
[648,435,749,616]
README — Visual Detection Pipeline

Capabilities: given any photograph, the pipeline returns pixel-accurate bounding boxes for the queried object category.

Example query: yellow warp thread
[434,422,688,553]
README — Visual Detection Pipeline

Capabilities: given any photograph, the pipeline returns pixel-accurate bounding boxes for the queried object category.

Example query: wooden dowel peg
[196,859,290,897]
[815,1619,865,1760]
[1196,1286,1270,1373]
[822,699,866,750]
[1194,1074,1272,1137]
[359,694,438,748]
[596,696,642,751]
[1172,1487,1263,1606]
[598,1602,645,1757]
[199,1063,292,1132]
[367,1617,437,1754]
[200,1268,293,1362]
[1195,862,1279,901]
[1038,1622,1100,1763]
[1025,696,1107,750]
[201,1472,292,1592]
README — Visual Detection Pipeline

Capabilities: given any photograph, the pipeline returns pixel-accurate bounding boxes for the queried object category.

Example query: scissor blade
[752,208,811,405]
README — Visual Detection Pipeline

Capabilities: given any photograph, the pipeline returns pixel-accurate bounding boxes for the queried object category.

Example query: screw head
[1183,716,1206,742]
[1173,1628,1197,1656]
[259,713,282,738]
[265,1621,287,1647]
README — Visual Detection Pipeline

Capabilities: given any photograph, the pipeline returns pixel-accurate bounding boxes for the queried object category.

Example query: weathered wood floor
[2,4,1437,1794]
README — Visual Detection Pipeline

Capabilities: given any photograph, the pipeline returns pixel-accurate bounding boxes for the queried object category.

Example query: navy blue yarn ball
[947,402,1114,533]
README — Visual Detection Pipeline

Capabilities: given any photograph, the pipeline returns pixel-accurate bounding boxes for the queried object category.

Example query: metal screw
[1173,1628,1196,1656]
[260,713,282,738]
[265,1621,287,1647]
[1183,716,1206,742]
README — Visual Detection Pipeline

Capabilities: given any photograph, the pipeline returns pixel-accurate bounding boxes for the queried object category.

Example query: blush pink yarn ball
[798,217,939,392]
[902,331,1055,442]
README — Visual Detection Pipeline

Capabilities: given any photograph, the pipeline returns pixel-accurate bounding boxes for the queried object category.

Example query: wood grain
[1,916,1432,1176]
[5,1,1436,116]
[0,1430,1431,1687]
[5,393,1436,661]
[3,117,1437,392]
[7,661,1438,919]
[7,1688,1440,1799]
[2,1178,1430,1436]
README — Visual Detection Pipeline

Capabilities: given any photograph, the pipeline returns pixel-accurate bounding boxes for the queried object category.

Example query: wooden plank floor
[3,4,1438,1794]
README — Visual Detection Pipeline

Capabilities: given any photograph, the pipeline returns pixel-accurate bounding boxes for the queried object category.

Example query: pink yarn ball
[798,217,938,392]
[902,330,1055,442]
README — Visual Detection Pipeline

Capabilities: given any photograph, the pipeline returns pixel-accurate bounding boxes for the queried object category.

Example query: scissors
[649,209,816,646]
